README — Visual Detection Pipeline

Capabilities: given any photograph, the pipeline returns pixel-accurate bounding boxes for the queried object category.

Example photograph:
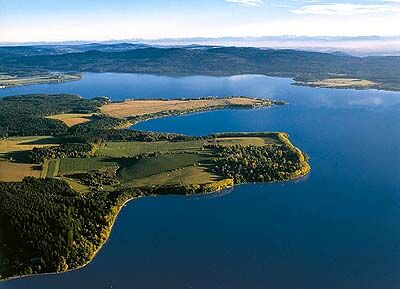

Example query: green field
[118,152,211,181]
[49,137,282,181]
[127,166,220,187]
[46,159,59,178]
[95,140,205,158]
[0,135,283,183]
[58,158,118,175]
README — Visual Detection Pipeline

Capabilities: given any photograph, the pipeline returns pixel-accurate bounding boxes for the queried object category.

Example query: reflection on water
[2,73,400,289]
[187,187,235,200]
[1,73,399,109]
[348,96,384,106]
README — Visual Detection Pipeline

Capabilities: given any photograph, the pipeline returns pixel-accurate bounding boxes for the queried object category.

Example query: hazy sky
[1,0,400,42]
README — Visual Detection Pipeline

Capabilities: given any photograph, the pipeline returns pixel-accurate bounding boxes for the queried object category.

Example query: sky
[1,0,400,43]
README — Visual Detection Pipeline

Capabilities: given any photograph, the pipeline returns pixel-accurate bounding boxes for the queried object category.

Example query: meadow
[127,166,220,187]
[58,158,118,175]
[117,152,211,181]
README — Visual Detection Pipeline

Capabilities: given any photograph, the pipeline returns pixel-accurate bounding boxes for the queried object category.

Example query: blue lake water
[1,73,400,289]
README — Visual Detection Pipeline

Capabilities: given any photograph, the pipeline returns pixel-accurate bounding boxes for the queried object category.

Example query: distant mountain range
[2,36,400,56]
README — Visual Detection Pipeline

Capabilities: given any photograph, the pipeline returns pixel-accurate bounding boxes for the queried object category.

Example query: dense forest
[210,144,309,183]
[67,168,120,188]
[0,94,107,117]
[0,177,236,280]
[30,143,95,163]
[0,116,68,138]
[67,129,196,144]
[0,178,143,279]
[0,94,199,142]
[1,46,400,91]
[0,94,108,137]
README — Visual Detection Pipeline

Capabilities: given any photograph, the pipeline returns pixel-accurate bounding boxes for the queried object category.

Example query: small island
[0,94,309,280]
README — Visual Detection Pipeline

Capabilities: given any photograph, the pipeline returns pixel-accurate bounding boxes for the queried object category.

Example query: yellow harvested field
[47,113,93,127]
[0,161,42,181]
[101,97,266,118]
[0,136,58,160]
[212,137,281,146]
[308,78,376,88]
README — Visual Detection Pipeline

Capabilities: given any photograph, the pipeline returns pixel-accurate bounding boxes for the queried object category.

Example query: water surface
[1,73,400,289]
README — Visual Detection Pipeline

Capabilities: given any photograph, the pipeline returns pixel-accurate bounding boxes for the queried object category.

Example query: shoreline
[0,196,138,283]
[127,103,280,129]
[1,159,311,283]
[0,73,82,90]
[0,72,398,93]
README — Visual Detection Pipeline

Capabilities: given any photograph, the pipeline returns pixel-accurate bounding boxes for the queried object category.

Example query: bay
[1,73,400,289]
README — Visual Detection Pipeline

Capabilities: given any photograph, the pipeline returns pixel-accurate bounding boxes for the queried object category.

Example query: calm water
[1,73,400,289]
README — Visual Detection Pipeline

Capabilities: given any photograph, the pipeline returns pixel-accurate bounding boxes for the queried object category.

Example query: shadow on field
[4,151,32,163]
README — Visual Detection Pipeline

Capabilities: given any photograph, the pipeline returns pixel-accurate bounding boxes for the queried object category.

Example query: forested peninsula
[0,94,310,280]
[1,45,400,91]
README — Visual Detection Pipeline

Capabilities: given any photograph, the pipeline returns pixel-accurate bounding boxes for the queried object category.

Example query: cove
[1,73,400,289]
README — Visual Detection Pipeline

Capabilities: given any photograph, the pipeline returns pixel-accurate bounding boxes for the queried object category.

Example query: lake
[1,73,400,289]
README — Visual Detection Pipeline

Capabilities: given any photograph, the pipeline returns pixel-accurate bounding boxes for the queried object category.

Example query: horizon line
[2,35,400,46]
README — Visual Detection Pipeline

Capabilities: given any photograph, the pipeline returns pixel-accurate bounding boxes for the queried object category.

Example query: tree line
[30,143,95,164]
[0,94,108,138]
[0,177,143,279]
[210,143,309,183]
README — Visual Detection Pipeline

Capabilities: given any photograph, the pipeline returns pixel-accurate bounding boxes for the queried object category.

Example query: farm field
[58,158,118,175]
[0,161,41,181]
[101,97,271,118]
[0,134,286,183]
[126,166,220,187]
[0,136,60,181]
[46,113,93,127]
[118,152,211,181]
[45,159,60,178]
[302,78,377,89]
[95,140,205,157]
[96,136,281,159]
[211,136,281,146]
[0,136,58,161]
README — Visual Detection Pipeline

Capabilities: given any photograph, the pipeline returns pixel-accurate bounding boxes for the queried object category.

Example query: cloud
[291,3,400,15]
[225,0,264,7]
